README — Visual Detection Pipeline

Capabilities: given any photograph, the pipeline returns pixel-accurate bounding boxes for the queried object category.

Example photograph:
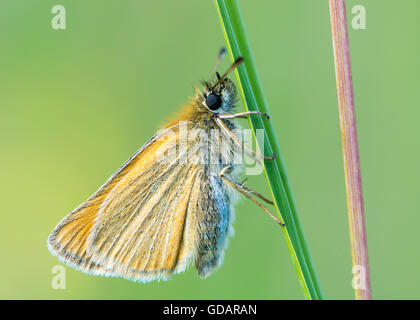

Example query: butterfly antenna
[210,47,227,81]
[211,56,244,91]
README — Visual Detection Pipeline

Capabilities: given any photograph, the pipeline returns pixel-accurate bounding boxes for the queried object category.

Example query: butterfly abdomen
[188,114,243,277]
[193,172,233,278]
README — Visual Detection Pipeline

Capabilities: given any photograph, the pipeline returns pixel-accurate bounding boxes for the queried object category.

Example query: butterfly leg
[239,179,274,205]
[214,116,276,161]
[218,111,270,120]
[219,166,285,226]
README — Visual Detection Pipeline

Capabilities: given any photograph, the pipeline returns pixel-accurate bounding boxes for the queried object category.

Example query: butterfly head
[200,52,243,115]
[201,77,237,114]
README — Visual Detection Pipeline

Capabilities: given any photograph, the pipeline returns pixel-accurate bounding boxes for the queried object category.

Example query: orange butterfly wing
[47,124,195,279]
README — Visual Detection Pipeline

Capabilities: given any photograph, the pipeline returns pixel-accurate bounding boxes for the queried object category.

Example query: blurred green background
[0,0,419,299]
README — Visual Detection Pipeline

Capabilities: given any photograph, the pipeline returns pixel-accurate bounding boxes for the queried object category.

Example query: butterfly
[47,49,282,283]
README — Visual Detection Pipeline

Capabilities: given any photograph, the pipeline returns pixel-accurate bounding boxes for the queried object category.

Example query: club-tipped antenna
[211,56,244,91]
[210,47,227,81]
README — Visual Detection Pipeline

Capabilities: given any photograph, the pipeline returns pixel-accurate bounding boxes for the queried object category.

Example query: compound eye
[205,93,222,110]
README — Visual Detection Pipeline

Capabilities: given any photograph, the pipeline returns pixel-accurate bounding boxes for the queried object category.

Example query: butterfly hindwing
[86,160,200,281]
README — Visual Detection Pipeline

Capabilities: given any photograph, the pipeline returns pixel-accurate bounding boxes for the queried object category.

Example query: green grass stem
[215,0,323,300]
